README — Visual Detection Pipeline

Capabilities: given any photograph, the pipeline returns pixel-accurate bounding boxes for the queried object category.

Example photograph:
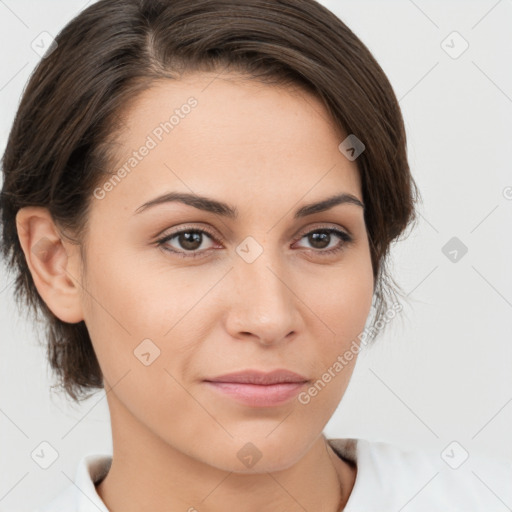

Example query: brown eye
[175,231,204,251]
[155,225,353,260]
[295,228,352,255]
[156,228,219,259]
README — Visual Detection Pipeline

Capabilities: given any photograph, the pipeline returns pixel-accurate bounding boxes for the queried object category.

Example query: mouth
[203,369,310,407]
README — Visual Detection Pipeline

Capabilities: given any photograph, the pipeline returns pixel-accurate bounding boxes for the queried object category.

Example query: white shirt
[35,438,512,511]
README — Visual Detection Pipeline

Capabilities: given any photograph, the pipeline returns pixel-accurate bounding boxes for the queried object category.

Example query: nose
[224,247,301,346]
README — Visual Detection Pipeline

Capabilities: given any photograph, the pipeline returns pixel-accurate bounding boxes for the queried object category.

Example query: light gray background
[1,1,511,510]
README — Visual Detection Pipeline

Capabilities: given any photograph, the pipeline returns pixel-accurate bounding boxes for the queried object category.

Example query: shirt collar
[74,453,112,512]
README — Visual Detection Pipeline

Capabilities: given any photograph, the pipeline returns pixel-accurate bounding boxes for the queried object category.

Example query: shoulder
[34,453,112,512]
[328,437,512,512]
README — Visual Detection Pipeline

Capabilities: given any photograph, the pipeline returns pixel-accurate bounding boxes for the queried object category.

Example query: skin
[16,71,374,511]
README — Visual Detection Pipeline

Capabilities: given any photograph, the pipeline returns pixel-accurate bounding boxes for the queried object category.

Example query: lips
[203,369,310,407]
[204,369,309,385]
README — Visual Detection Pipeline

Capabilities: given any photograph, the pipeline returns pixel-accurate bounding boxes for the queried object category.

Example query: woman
[1,0,510,510]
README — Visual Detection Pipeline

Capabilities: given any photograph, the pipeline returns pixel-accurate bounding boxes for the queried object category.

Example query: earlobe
[15,207,85,324]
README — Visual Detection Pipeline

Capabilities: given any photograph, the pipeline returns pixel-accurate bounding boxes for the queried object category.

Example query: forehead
[92,72,362,221]
[116,72,346,149]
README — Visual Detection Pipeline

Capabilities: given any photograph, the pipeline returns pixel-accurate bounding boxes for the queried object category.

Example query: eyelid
[155,221,354,259]
[156,222,351,245]
[294,222,352,240]
[156,223,224,244]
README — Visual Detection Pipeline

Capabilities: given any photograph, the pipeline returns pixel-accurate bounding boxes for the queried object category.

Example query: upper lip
[204,369,309,385]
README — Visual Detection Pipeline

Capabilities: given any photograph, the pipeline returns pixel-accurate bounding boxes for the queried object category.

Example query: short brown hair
[0,0,420,403]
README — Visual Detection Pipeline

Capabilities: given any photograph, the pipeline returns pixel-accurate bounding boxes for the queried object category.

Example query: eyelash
[155,225,353,260]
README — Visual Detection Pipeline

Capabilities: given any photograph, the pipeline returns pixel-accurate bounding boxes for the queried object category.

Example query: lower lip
[204,381,307,407]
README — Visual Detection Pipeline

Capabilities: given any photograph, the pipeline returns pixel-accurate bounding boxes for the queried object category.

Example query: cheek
[82,241,210,335]
[305,252,374,345]
[290,253,373,406]
[331,272,373,338]
[81,245,223,386]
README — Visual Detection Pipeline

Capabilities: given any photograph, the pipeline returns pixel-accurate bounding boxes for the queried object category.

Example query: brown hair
[0,0,420,403]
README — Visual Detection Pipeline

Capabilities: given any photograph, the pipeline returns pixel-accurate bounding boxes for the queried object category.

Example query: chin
[198,433,313,474]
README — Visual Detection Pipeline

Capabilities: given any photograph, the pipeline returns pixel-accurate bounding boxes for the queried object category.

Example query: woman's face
[78,72,374,472]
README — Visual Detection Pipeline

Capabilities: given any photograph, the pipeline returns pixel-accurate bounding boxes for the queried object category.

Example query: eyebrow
[134,191,364,218]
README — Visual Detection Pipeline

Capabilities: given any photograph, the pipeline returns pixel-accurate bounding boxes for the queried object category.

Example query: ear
[15,206,84,324]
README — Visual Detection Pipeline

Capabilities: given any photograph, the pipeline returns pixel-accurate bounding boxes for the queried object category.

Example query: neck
[96,394,357,512]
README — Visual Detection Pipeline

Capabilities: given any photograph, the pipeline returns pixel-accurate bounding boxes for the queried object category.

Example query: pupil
[180,231,202,250]
[309,231,330,249]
